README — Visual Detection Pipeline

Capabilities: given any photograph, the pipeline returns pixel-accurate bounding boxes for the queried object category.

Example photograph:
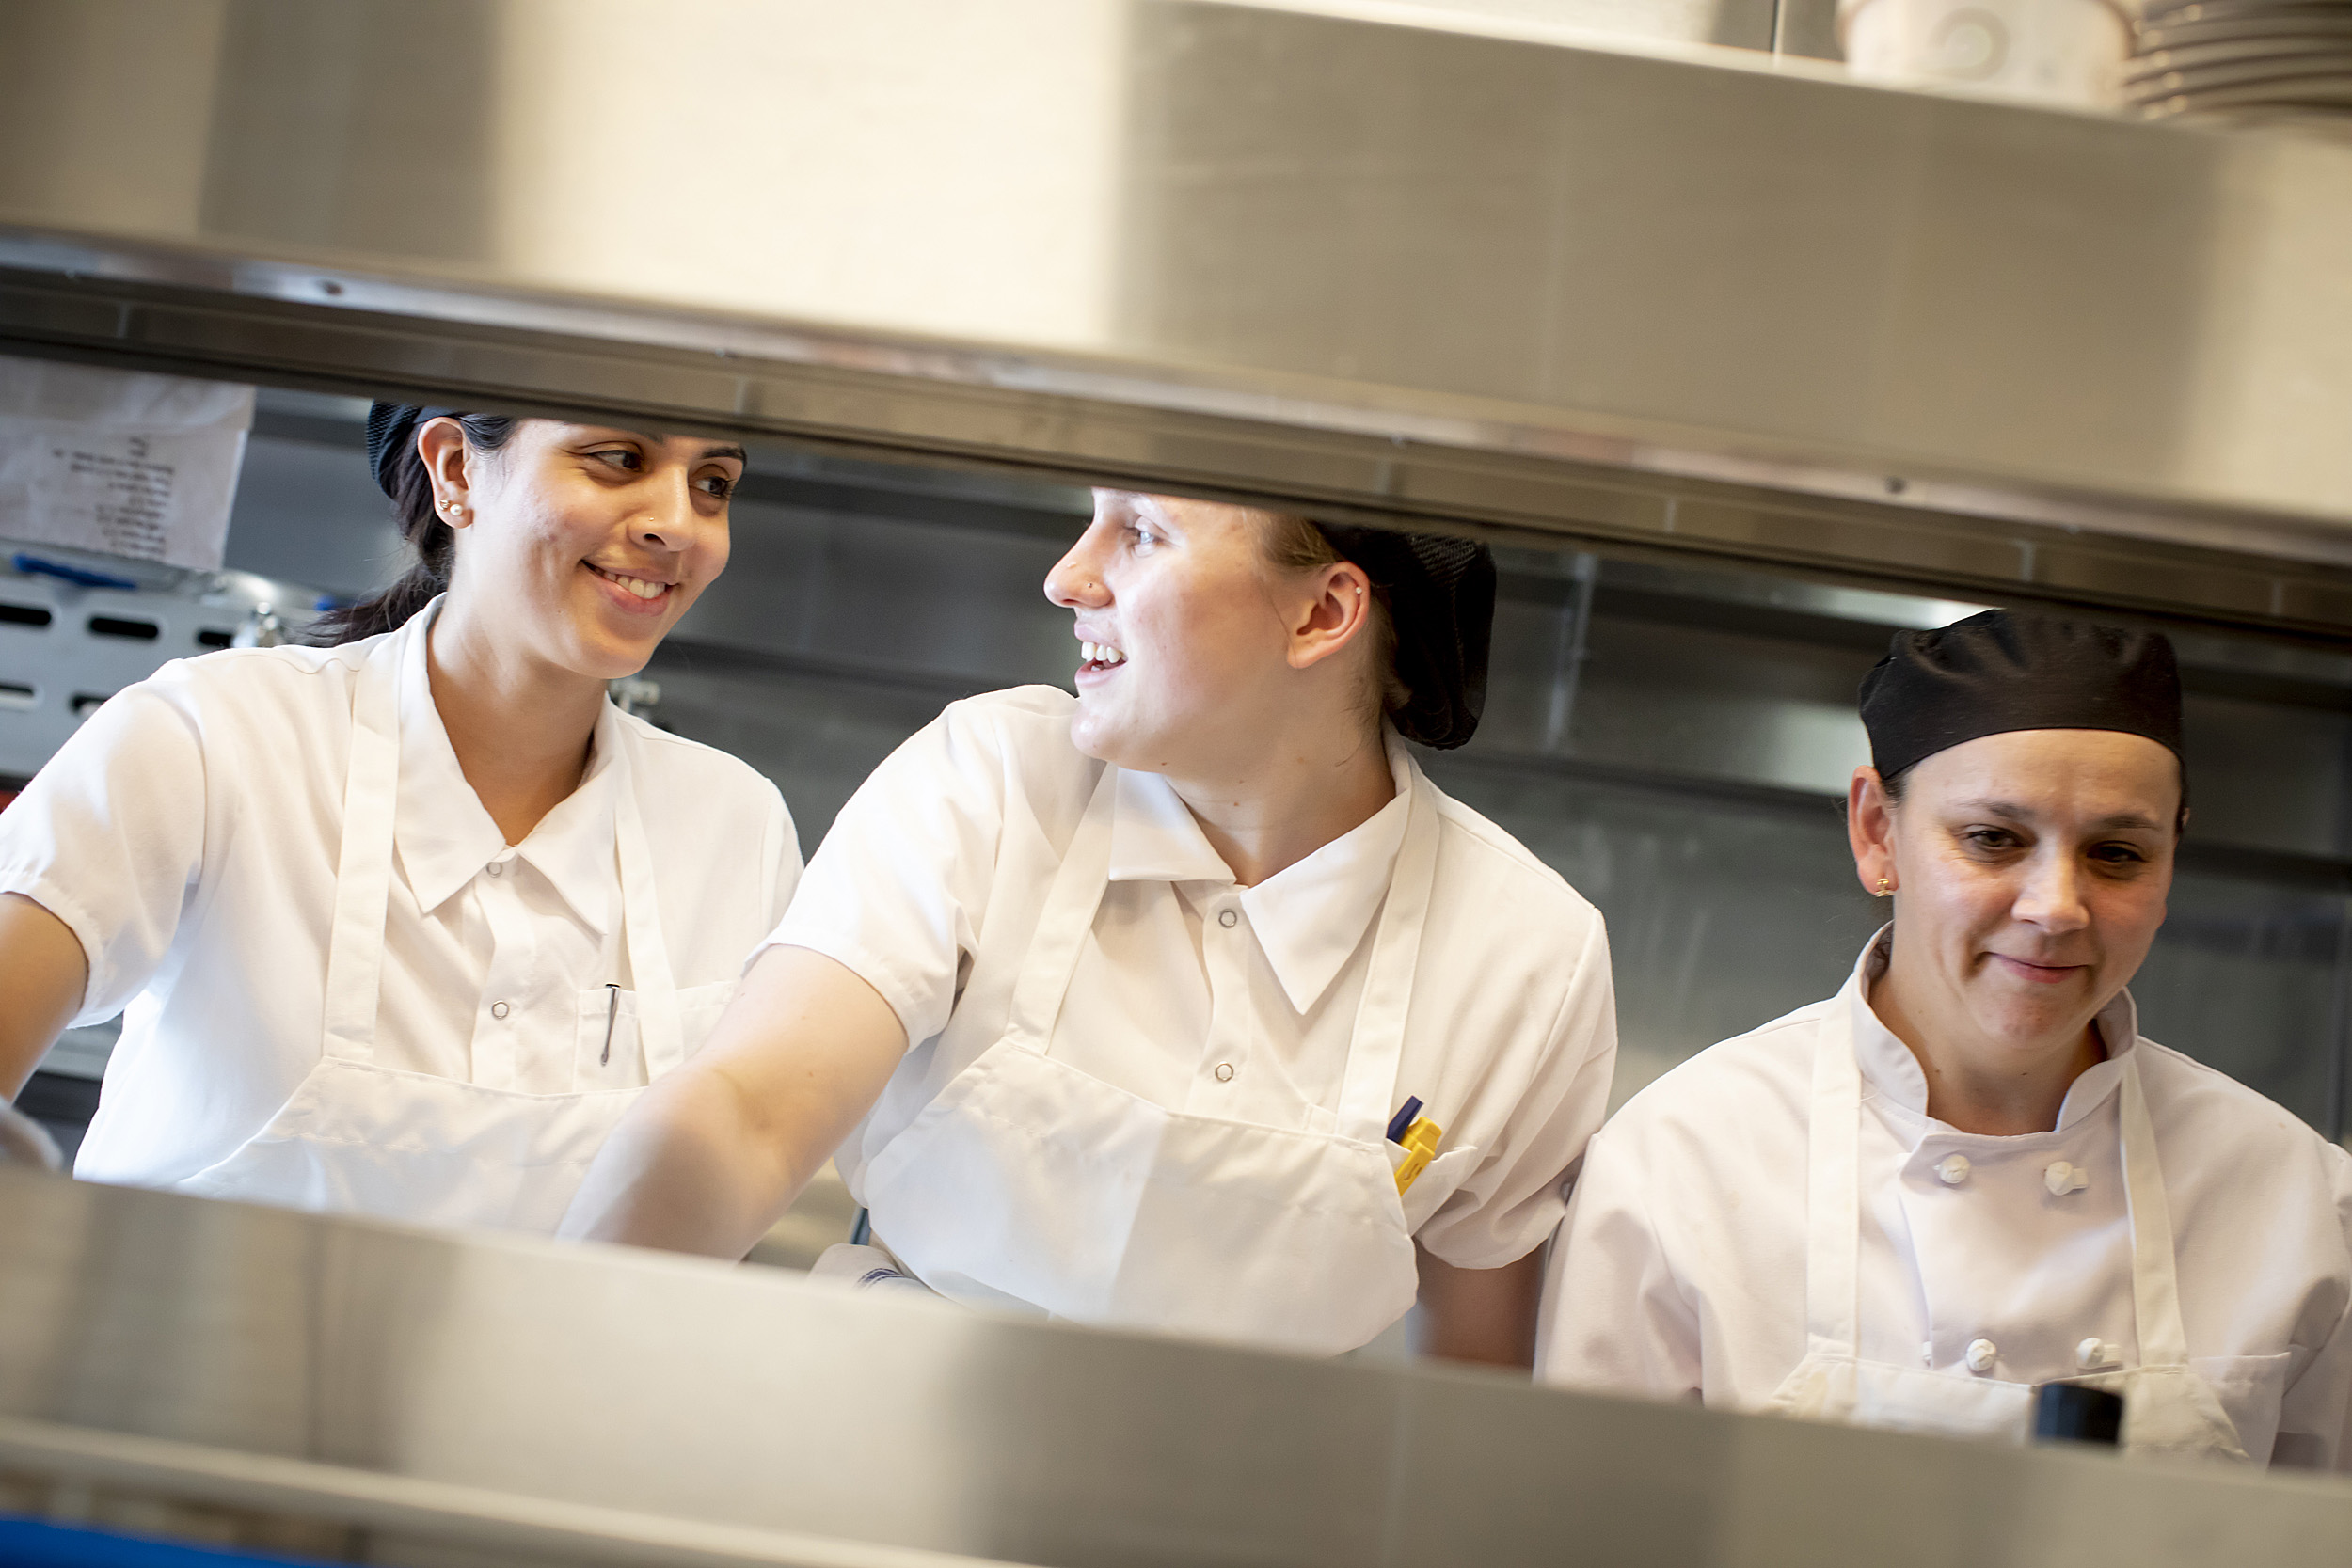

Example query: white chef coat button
[1217,908,1238,928]
[486,861,504,878]
[2076,1338,2108,1370]
[1935,1154,1972,1186]
[1965,1338,1997,1374]
[2045,1161,2086,1195]
[1920,1341,1934,1366]
[1214,1062,1234,1082]
[490,1000,510,1020]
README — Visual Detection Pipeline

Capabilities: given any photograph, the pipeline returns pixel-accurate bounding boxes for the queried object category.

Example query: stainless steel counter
[2,1169,2349,1566]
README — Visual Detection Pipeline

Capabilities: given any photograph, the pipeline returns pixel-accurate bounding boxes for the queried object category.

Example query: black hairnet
[365,404,454,499]
[1313,523,1495,750]
[1859,610,2183,782]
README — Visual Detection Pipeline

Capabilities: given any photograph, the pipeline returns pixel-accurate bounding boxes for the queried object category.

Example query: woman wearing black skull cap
[564,490,1620,1364]
[0,406,801,1233]
[1540,610,2352,1466]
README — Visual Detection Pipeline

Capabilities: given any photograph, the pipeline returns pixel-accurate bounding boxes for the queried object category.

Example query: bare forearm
[1417,1244,1544,1369]
[558,945,906,1256]
[558,1060,818,1255]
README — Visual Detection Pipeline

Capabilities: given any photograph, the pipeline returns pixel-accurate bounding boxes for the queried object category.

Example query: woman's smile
[585,560,676,616]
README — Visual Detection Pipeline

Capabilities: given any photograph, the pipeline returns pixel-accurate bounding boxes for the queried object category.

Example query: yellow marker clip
[1393,1117,1443,1194]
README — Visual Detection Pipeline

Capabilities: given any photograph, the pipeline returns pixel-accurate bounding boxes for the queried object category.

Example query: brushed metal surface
[5,1171,2352,1567]
[1,1,2350,632]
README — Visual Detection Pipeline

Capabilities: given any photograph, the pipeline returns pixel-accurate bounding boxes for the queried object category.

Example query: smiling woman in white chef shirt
[0,404,800,1231]
[562,491,1617,1361]
[1540,611,2352,1465]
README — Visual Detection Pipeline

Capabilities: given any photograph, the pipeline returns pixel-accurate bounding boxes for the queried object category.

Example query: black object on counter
[2033,1383,2124,1447]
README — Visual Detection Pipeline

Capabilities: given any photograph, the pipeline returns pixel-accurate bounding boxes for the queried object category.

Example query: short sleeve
[2272,1140,2352,1470]
[0,685,208,1023]
[758,778,803,933]
[1534,1123,1706,1400]
[765,697,1016,1051]
[1413,909,1617,1268]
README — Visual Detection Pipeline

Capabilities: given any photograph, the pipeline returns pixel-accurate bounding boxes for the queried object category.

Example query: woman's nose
[2013,853,2090,932]
[635,474,697,550]
[1044,543,1108,609]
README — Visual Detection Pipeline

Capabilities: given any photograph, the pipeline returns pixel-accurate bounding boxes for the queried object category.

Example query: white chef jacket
[1538,934,2352,1467]
[771,686,1618,1268]
[0,606,800,1193]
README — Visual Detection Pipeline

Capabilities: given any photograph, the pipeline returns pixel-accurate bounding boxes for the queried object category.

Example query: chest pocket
[2190,1351,2296,1464]
[1396,1143,1482,1233]
[574,980,739,1087]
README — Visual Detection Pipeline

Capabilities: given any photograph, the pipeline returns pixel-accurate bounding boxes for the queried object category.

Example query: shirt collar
[1841,926,2140,1132]
[391,600,624,932]
[1106,733,1416,1015]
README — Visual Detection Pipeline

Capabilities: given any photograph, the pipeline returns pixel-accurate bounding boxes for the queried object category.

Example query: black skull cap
[365,404,457,499]
[1859,609,2183,782]
[1312,522,1496,750]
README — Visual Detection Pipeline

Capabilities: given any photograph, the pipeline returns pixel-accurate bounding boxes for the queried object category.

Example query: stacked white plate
[2127,0,2352,135]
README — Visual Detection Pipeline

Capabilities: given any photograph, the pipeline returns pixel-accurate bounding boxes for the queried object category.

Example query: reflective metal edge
[0,1414,1020,1568]
[5,252,2350,642]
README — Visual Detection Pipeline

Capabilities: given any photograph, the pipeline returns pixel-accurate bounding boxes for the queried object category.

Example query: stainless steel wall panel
[2,2,2351,631]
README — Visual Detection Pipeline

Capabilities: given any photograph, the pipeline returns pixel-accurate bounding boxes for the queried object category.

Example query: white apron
[850,765,1436,1354]
[175,631,684,1233]
[1764,999,2248,1460]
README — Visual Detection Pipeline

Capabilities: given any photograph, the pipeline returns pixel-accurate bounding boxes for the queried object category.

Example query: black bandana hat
[364,404,457,499]
[1313,522,1496,750]
[1859,609,2184,782]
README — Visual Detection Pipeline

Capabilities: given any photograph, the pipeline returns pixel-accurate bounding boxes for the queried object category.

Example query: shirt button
[1214,1062,1234,1082]
[2076,1338,2110,1370]
[1935,1154,1972,1186]
[1964,1338,1997,1374]
[1217,909,1238,929]
[486,861,504,878]
[490,1001,510,1020]
[2045,1161,2086,1195]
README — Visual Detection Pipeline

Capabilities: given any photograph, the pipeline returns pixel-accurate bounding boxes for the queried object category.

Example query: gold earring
[1875,877,1893,898]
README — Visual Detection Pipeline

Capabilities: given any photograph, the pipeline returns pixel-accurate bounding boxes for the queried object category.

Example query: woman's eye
[1961,828,2020,852]
[695,473,735,499]
[2090,843,2149,865]
[1125,524,1159,548]
[589,448,644,472]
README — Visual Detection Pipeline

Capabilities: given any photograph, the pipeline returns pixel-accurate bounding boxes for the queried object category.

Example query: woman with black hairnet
[563,490,1619,1362]
[1539,610,2352,1465]
[0,407,800,1232]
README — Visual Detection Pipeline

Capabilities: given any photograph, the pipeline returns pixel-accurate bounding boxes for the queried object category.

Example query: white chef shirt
[771,686,1618,1267]
[1538,934,2352,1468]
[0,604,800,1192]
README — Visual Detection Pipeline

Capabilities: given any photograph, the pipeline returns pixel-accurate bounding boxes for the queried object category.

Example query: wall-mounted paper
[0,356,255,572]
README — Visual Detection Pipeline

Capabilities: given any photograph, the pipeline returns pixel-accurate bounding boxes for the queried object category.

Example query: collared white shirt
[1538,935,2352,1468]
[0,607,800,1192]
[772,686,1617,1267]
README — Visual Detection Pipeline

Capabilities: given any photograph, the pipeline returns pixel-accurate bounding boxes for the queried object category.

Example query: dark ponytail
[303,407,518,646]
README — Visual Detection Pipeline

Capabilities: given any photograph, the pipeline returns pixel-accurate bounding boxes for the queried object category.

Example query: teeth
[1081,641,1097,662]
[1079,641,1126,666]
[628,577,663,599]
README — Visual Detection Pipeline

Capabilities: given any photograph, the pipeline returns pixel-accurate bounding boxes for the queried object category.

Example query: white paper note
[0,356,255,572]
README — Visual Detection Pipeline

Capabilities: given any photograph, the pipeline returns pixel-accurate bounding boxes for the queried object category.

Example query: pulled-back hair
[303,413,518,646]
[1256,512,1410,729]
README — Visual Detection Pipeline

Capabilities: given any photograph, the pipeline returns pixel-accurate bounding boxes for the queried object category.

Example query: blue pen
[1386,1096,1423,1146]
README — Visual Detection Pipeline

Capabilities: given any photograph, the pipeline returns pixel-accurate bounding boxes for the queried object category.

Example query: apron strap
[1333,756,1440,1144]
[1001,763,1118,1053]
[611,746,685,1077]
[2117,1051,2193,1368]
[1801,995,1866,1360]
[318,634,405,1066]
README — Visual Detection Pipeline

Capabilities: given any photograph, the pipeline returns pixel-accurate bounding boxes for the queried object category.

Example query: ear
[1285,560,1375,672]
[415,416,475,530]
[1848,767,1898,899]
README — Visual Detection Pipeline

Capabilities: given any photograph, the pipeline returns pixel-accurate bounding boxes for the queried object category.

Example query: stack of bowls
[2126,1,2352,135]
